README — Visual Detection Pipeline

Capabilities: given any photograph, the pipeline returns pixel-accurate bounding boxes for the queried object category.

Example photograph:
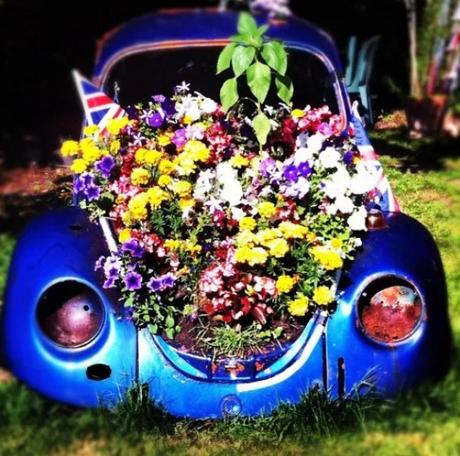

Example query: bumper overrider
[1,207,451,418]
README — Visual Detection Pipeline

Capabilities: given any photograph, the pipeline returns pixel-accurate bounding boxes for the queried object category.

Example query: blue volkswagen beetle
[1,9,451,418]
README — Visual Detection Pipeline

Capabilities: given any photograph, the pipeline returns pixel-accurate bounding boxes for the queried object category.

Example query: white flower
[175,94,201,121]
[323,166,350,199]
[193,170,215,201]
[221,182,243,206]
[293,147,314,165]
[319,147,341,169]
[201,97,218,114]
[231,207,245,220]
[347,206,368,231]
[216,162,237,185]
[306,133,324,153]
[335,195,355,214]
[349,171,375,195]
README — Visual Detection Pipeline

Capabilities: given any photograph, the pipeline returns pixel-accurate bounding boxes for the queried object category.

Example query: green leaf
[220,77,239,112]
[252,111,272,147]
[275,74,294,104]
[238,12,258,35]
[166,315,175,328]
[247,62,271,104]
[232,45,256,77]
[256,24,269,37]
[217,43,237,74]
[148,324,158,334]
[261,41,288,75]
[165,328,175,339]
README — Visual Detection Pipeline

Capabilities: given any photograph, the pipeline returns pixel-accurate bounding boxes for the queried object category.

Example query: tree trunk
[405,0,422,98]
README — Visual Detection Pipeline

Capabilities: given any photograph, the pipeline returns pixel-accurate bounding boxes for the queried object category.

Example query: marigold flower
[239,217,256,231]
[248,247,268,266]
[276,275,295,294]
[313,286,335,306]
[158,134,171,147]
[279,221,309,239]
[330,238,343,249]
[291,109,305,119]
[118,229,132,243]
[83,124,99,136]
[158,159,175,175]
[164,239,180,250]
[70,158,88,174]
[110,140,121,154]
[257,201,276,219]
[257,228,281,246]
[235,246,253,263]
[235,230,257,248]
[128,194,149,221]
[311,246,343,270]
[107,116,129,135]
[184,140,210,162]
[230,154,250,168]
[267,238,289,258]
[131,168,150,186]
[135,148,148,164]
[147,186,168,208]
[158,175,172,187]
[144,150,163,165]
[172,180,192,198]
[178,198,195,211]
[61,140,79,157]
[288,295,309,316]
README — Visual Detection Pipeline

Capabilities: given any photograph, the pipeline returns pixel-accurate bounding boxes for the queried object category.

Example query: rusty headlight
[37,281,104,348]
[358,277,423,344]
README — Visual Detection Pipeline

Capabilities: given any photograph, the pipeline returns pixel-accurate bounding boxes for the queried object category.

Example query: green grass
[0,131,459,455]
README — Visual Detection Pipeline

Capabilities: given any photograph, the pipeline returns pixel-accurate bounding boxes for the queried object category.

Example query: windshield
[104,46,340,113]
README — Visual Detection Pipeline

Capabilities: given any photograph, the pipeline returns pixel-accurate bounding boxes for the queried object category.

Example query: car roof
[93,9,343,86]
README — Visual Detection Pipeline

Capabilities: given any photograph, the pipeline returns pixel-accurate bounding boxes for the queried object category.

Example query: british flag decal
[72,70,126,135]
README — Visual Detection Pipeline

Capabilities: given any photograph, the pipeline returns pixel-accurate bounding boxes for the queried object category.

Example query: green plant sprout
[217,12,293,146]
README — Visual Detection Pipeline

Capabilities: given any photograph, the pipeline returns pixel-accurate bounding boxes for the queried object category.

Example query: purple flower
[147,277,163,292]
[298,162,312,178]
[147,273,177,292]
[148,112,164,128]
[74,175,86,194]
[162,99,176,117]
[103,276,116,289]
[132,132,145,147]
[283,165,298,182]
[343,151,354,165]
[95,256,105,271]
[85,185,101,201]
[122,239,144,258]
[172,129,187,148]
[125,271,142,291]
[259,157,276,177]
[152,94,166,103]
[126,106,138,120]
[95,156,115,178]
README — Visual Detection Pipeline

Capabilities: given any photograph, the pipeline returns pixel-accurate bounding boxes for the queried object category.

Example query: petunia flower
[125,271,142,291]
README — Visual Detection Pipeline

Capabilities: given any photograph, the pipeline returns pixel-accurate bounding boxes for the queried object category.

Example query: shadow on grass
[370,129,460,173]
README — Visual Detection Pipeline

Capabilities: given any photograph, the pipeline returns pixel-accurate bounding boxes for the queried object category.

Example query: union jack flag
[72,70,126,135]
[351,104,400,213]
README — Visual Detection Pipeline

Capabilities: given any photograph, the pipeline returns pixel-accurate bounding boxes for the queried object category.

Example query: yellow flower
[135,148,148,163]
[131,168,150,186]
[175,157,196,176]
[311,246,343,270]
[330,238,343,250]
[172,180,192,198]
[122,211,133,227]
[158,175,172,188]
[276,275,295,294]
[256,228,281,246]
[128,193,148,221]
[248,247,268,266]
[229,154,250,168]
[158,159,175,175]
[235,230,257,248]
[184,140,210,162]
[82,145,103,163]
[118,229,132,243]
[292,109,306,119]
[257,201,276,219]
[158,134,171,147]
[144,150,163,165]
[313,286,335,306]
[178,198,195,211]
[235,246,253,263]
[267,238,289,258]
[147,186,168,208]
[184,240,202,254]
[107,116,129,135]
[288,295,310,316]
[164,239,180,250]
[110,140,121,154]
[239,217,256,231]
[83,124,99,136]
[70,158,88,174]
[61,140,79,157]
[183,115,194,125]
[279,221,309,239]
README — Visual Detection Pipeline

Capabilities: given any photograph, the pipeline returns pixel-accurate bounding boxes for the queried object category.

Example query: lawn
[0,130,459,456]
